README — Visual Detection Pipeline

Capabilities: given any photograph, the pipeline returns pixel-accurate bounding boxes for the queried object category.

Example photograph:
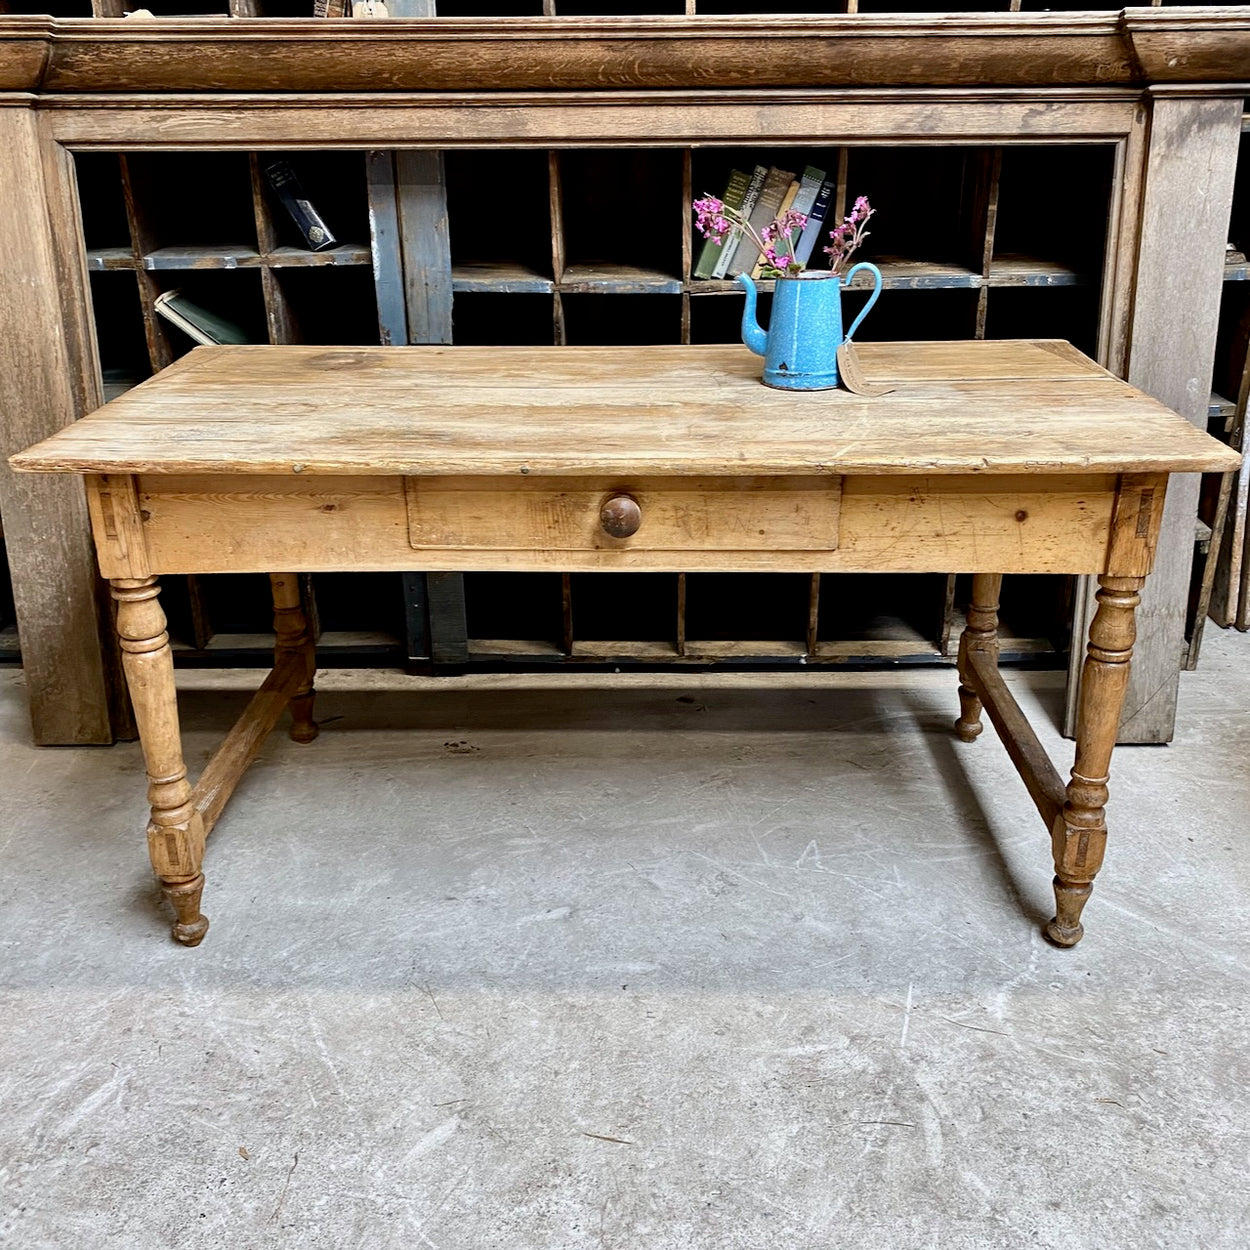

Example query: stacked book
[693,163,837,280]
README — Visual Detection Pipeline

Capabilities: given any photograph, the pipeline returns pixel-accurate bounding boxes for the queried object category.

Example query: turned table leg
[1045,574,1144,948]
[954,573,1003,742]
[270,573,318,744]
[112,577,209,946]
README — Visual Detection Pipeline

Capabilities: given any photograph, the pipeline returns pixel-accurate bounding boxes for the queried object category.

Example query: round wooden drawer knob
[600,494,642,539]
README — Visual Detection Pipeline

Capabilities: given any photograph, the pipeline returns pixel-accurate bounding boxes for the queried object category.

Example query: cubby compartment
[684,574,809,652]
[256,150,371,262]
[75,154,130,258]
[561,294,683,345]
[465,574,566,655]
[836,147,989,277]
[982,286,1101,359]
[851,288,980,343]
[89,272,151,392]
[559,149,684,286]
[446,149,554,287]
[122,153,257,258]
[434,1,545,13]
[815,573,947,657]
[992,145,1113,283]
[269,267,380,345]
[149,269,269,355]
[451,293,557,346]
[567,574,680,654]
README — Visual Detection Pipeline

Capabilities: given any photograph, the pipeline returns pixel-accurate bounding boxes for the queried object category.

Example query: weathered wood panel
[0,109,113,743]
[1066,94,1244,743]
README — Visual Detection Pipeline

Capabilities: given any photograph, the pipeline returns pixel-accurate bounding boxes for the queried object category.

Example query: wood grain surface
[12,342,1240,480]
[2,13,1249,94]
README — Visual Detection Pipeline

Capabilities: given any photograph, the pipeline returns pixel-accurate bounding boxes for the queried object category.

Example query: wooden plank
[451,262,554,294]
[426,570,468,666]
[0,109,113,743]
[118,154,173,374]
[1067,95,1244,744]
[191,653,305,839]
[559,264,682,295]
[966,649,1066,829]
[45,97,1143,152]
[14,343,1239,480]
[395,150,452,347]
[366,150,408,347]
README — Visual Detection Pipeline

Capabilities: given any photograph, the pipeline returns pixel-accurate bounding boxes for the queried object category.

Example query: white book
[154,290,249,347]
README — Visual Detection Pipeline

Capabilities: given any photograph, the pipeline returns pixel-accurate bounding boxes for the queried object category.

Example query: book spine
[729,166,795,277]
[693,168,751,280]
[794,179,835,267]
[263,160,337,252]
[750,179,800,280]
[789,165,827,222]
[712,165,767,280]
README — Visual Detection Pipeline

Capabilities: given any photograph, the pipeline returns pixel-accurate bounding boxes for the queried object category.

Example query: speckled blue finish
[738,264,883,390]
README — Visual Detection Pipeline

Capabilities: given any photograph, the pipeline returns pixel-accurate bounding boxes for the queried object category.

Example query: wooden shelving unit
[2,8,1247,743]
[66,135,1112,671]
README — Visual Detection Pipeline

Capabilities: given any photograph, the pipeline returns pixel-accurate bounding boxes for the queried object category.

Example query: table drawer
[404,476,843,553]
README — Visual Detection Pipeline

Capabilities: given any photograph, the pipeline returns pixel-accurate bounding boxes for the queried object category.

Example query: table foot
[1044,876,1091,947]
[954,687,985,742]
[163,873,210,946]
[954,573,1002,743]
[288,691,319,744]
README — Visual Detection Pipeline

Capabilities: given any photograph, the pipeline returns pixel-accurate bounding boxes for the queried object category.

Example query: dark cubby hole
[568,574,678,644]
[562,295,682,345]
[90,272,151,388]
[685,574,809,644]
[75,154,131,252]
[560,149,683,278]
[445,149,553,277]
[125,152,257,252]
[452,294,555,346]
[465,574,565,649]
[271,268,380,345]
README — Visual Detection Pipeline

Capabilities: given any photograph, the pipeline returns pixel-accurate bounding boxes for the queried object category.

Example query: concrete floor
[1,636,1248,1250]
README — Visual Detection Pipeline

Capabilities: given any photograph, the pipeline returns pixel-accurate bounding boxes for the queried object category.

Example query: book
[749,179,799,280]
[712,165,766,279]
[153,290,249,347]
[790,164,827,223]
[728,165,796,277]
[749,164,826,277]
[793,178,836,267]
[693,168,751,280]
[314,0,349,14]
[262,159,337,252]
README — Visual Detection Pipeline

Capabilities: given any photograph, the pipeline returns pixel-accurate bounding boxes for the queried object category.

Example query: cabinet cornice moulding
[0,11,1244,95]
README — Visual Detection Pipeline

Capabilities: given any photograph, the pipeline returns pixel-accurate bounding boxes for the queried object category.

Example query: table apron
[85,471,1147,578]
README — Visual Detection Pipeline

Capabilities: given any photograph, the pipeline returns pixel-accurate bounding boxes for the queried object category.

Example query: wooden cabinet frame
[1,12,1247,743]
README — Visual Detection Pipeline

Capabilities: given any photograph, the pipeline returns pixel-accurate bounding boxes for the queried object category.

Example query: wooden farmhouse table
[11,340,1241,950]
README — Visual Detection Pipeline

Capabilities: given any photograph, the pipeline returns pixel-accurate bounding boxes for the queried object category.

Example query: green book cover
[693,168,751,280]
